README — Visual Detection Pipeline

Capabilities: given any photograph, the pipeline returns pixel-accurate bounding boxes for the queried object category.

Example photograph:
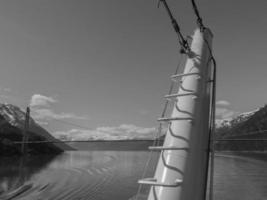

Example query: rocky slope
[216,108,259,128]
[215,105,267,151]
[0,103,73,156]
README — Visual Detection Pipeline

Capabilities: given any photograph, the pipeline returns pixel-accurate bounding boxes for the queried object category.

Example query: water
[0,151,267,200]
[214,153,267,200]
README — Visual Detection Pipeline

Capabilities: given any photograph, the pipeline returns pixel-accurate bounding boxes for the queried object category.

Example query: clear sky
[0,0,266,140]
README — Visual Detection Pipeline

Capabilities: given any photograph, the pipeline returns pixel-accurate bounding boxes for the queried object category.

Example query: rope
[190,0,206,31]
[158,0,190,53]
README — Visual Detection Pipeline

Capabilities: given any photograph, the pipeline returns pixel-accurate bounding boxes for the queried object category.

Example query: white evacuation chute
[139,28,214,200]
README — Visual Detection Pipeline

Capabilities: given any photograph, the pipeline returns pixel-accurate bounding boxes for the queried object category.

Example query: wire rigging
[30,109,94,130]
[158,0,190,53]
[203,37,217,200]
[190,0,206,31]
[137,1,215,198]
[49,118,93,130]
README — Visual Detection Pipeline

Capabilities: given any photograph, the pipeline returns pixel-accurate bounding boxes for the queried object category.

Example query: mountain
[216,108,260,128]
[0,103,73,156]
[215,105,267,151]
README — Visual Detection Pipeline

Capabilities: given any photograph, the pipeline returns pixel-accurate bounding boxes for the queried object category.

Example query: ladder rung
[171,72,201,79]
[158,117,193,122]
[138,178,182,187]
[149,146,189,151]
[165,92,198,99]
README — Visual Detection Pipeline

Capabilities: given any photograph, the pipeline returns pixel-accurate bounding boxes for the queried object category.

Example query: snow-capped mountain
[0,103,73,152]
[216,108,260,128]
[0,103,34,128]
[215,105,267,150]
[234,108,260,122]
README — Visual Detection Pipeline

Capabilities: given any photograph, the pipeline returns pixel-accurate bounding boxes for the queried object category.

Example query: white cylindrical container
[147,28,213,200]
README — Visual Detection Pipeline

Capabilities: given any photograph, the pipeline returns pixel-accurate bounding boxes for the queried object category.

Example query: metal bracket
[138,178,182,187]
[149,146,189,151]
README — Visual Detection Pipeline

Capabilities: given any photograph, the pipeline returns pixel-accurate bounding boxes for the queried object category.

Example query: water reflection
[0,154,58,197]
[0,151,158,200]
[214,153,267,200]
[0,151,267,200]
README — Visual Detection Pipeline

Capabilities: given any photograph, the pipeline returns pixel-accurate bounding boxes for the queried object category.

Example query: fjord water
[0,150,267,200]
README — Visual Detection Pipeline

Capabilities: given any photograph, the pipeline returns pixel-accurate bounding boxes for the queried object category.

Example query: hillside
[0,103,73,156]
[215,105,267,151]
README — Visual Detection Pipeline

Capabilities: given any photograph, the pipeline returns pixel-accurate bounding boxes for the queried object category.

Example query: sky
[0,0,266,140]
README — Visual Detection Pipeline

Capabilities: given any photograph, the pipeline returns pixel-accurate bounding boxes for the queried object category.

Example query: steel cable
[158,0,190,52]
[190,0,206,30]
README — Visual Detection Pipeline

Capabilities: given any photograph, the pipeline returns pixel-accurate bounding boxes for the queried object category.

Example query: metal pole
[21,107,30,155]
[209,59,216,200]
[147,28,213,200]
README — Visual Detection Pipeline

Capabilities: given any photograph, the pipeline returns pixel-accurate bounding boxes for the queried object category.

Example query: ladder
[138,72,199,189]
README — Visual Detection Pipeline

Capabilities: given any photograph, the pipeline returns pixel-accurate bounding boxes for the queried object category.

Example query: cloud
[3,88,11,92]
[30,94,57,107]
[216,108,235,119]
[53,124,157,141]
[32,108,89,121]
[97,124,156,135]
[215,100,238,120]
[0,94,10,100]
[0,87,11,93]
[30,94,89,122]
[0,87,12,101]
[216,100,231,107]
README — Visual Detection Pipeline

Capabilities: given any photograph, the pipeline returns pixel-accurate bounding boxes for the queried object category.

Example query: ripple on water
[2,151,266,200]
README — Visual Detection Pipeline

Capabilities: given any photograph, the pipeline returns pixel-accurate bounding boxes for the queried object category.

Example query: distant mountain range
[2,102,266,153]
[215,105,267,151]
[0,103,73,156]
[70,105,267,151]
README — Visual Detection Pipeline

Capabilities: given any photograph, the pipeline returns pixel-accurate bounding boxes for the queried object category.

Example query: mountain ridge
[215,105,267,151]
[0,103,73,156]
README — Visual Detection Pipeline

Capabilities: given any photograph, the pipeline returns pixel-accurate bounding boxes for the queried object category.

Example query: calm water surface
[0,151,267,200]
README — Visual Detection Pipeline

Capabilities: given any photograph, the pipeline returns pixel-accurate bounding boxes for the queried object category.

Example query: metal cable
[202,36,217,200]
[158,0,190,52]
[13,139,156,144]
[48,118,93,130]
[12,54,184,148]
[190,0,206,31]
[30,109,94,130]
[209,58,216,200]
[203,58,216,200]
